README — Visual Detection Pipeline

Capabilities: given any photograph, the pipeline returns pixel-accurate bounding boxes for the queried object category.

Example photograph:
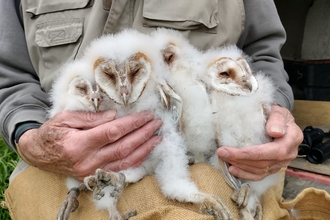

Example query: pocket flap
[35,18,83,47]
[26,0,91,16]
[143,0,219,29]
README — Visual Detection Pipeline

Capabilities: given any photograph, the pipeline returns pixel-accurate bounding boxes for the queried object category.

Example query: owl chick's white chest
[211,91,266,148]
[211,73,275,148]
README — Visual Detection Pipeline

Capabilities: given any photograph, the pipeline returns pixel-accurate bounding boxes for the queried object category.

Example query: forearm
[0,0,49,150]
[237,0,294,110]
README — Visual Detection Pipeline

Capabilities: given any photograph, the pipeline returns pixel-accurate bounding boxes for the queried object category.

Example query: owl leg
[57,182,86,220]
[186,151,195,165]
[230,183,250,208]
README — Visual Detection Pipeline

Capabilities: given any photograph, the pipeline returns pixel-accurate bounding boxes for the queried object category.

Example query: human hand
[17,110,162,181]
[217,104,303,181]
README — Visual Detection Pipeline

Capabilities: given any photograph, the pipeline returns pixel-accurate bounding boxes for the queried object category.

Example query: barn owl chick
[48,60,115,220]
[202,45,281,220]
[48,60,111,118]
[151,28,217,164]
[74,29,232,220]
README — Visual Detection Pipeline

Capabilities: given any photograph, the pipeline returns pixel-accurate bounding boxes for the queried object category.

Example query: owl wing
[158,81,184,132]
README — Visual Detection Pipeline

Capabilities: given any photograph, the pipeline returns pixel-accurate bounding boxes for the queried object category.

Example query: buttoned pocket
[22,0,93,91]
[35,18,83,48]
[142,0,219,33]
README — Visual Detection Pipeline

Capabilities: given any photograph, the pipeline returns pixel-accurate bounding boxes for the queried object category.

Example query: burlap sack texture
[4,163,330,220]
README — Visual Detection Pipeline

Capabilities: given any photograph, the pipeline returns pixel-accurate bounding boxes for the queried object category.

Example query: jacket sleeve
[237,0,294,110]
[0,0,50,150]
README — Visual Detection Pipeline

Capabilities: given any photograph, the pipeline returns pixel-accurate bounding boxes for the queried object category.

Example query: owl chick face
[68,76,102,112]
[93,52,151,106]
[207,57,259,96]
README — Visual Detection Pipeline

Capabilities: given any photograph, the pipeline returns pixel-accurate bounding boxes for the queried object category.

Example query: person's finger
[102,135,163,172]
[84,111,156,147]
[217,142,283,162]
[218,133,299,163]
[228,166,273,181]
[266,105,287,138]
[228,159,291,176]
[97,119,162,162]
[76,118,163,174]
[54,110,117,129]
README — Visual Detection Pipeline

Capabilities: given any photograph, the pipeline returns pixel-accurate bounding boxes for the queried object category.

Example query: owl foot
[230,183,250,208]
[239,203,262,220]
[200,195,233,220]
[121,210,138,220]
[84,169,126,200]
[251,203,262,220]
[84,169,135,220]
[57,183,86,220]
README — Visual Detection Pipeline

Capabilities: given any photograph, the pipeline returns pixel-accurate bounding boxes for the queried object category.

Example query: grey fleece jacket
[0,0,293,150]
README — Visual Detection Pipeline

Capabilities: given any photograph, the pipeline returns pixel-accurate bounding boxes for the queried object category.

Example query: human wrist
[14,122,42,166]
[14,122,42,144]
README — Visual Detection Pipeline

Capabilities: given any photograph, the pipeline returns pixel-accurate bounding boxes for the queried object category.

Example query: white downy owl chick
[48,59,111,118]
[202,45,281,220]
[151,28,217,164]
[49,58,116,220]
[79,29,232,220]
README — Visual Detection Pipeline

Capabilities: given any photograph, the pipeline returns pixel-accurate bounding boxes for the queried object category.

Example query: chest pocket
[142,0,219,33]
[21,0,93,92]
[137,0,244,51]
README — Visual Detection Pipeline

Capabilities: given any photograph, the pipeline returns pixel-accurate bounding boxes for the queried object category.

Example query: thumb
[54,110,117,129]
[266,105,286,138]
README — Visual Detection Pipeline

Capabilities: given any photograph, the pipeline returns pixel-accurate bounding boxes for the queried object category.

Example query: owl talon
[231,183,250,208]
[121,209,137,220]
[200,195,233,220]
[251,203,262,220]
[84,169,126,200]
[84,175,97,191]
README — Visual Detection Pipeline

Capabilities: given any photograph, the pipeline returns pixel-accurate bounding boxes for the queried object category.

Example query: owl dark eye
[132,68,140,76]
[164,52,175,64]
[104,71,116,83]
[76,84,87,94]
[219,71,230,77]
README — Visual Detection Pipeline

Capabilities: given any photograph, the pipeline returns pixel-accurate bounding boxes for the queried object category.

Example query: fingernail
[218,148,229,158]
[154,119,163,129]
[228,166,238,175]
[104,110,116,119]
[240,152,249,159]
[154,136,162,146]
[141,111,154,121]
[270,125,285,135]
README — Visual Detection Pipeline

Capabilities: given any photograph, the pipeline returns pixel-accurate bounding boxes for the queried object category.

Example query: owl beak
[123,93,128,106]
[243,81,253,92]
[242,75,258,93]
[93,98,99,112]
[120,86,130,106]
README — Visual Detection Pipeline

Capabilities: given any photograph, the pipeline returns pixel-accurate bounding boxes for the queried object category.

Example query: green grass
[0,136,19,220]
